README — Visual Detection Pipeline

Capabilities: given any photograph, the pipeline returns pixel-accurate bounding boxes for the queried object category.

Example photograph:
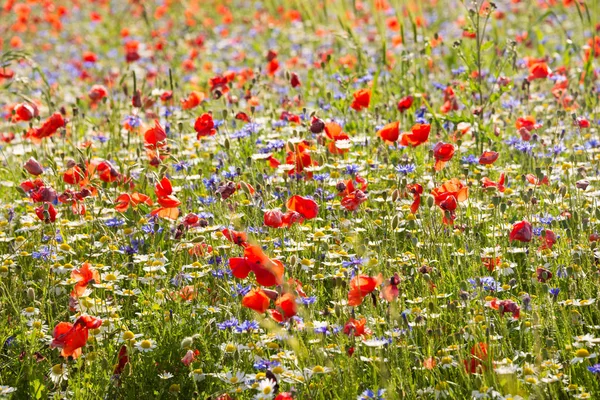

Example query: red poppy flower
[115,192,153,212]
[229,245,285,287]
[235,112,251,122]
[275,393,294,400]
[464,342,488,374]
[509,220,532,242]
[269,292,297,322]
[264,209,284,228]
[51,315,102,359]
[347,274,382,306]
[431,179,468,225]
[343,318,372,337]
[528,62,550,81]
[95,160,121,183]
[400,123,430,147]
[286,195,318,219]
[281,211,304,227]
[35,203,57,223]
[181,91,205,110]
[431,179,468,205]
[9,102,39,122]
[441,86,459,113]
[489,298,520,319]
[280,111,301,124]
[479,151,499,165]
[539,229,557,250]
[194,113,216,138]
[515,116,540,132]
[377,121,400,143]
[407,183,423,214]
[144,120,167,148]
[71,262,100,297]
[160,90,173,102]
[242,288,270,313]
[26,112,66,141]
[285,141,317,177]
[222,228,248,246]
[380,273,400,301]
[481,173,505,192]
[482,256,501,272]
[324,122,350,154]
[152,177,180,220]
[113,345,129,375]
[397,95,413,112]
[423,357,437,370]
[267,58,279,75]
[433,142,455,171]
[341,190,367,211]
[576,118,590,128]
[525,174,549,186]
[350,89,371,111]
[88,85,108,102]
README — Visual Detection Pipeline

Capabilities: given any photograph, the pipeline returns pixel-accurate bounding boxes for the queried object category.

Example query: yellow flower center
[140,340,152,349]
[25,307,35,313]
[312,365,325,373]
[272,366,284,374]
[576,349,590,358]
[105,273,117,281]
[225,344,236,352]
[51,364,63,374]
[263,387,272,395]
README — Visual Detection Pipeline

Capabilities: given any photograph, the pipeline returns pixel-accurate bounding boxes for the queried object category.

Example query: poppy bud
[310,117,325,133]
[23,157,44,176]
[576,180,590,190]
[290,72,301,88]
[132,90,142,108]
[336,182,347,193]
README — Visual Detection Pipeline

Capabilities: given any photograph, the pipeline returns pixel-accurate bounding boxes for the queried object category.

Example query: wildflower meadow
[1,0,600,398]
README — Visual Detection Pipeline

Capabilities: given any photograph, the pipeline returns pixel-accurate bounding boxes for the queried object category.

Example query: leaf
[30,379,45,400]
[481,41,494,52]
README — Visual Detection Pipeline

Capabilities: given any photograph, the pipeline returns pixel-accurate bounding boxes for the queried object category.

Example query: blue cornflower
[588,364,600,374]
[122,115,142,128]
[217,318,239,331]
[461,154,479,164]
[141,223,163,235]
[358,389,386,400]
[298,296,317,305]
[231,284,252,297]
[173,161,190,172]
[395,164,416,174]
[314,173,330,181]
[170,272,192,287]
[468,276,503,292]
[236,320,259,333]
[342,256,364,268]
[198,196,216,205]
[345,164,360,175]
[32,246,55,260]
[93,134,108,143]
[105,218,126,228]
